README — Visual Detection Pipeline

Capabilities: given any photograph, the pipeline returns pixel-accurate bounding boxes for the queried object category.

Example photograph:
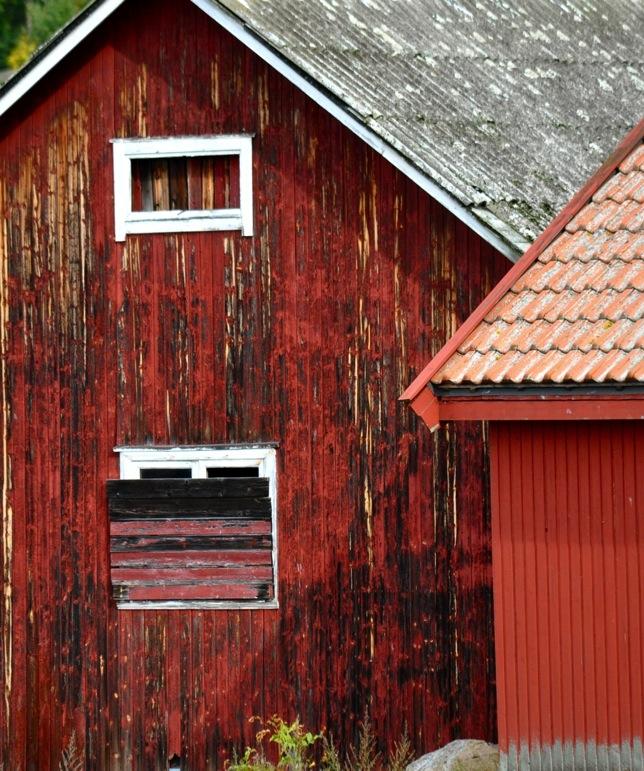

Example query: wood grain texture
[109,519,272,536]
[0,0,509,767]
[108,499,272,519]
[107,479,274,604]
[107,478,269,498]
[110,550,274,568]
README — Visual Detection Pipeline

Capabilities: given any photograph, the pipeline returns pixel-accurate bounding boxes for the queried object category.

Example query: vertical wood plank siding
[0,0,509,767]
[490,422,644,770]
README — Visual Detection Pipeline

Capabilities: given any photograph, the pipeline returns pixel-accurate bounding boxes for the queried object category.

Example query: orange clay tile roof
[432,141,644,386]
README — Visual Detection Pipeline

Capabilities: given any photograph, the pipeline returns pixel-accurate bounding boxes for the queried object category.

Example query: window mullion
[193,460,208,478]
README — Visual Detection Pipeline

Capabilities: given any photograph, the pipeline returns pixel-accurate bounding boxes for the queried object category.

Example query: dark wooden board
[108,497,272,520]
[106,477,269,499]
[109,535,272,552]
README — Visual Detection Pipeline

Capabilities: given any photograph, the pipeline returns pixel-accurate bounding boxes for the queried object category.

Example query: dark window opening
[139,468,192,479]
[206,466,259,478]
[131,155,240,212]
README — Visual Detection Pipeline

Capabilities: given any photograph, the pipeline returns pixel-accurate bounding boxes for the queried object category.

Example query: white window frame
[114,445,278,610]
[112,135,254,242]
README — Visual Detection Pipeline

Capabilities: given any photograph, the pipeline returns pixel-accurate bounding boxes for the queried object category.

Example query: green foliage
[0,0,26,66]
[227,716,323,771]
[3,0,91,69]
[6,30,34,70]
[227,714,415,771]
[266,716,322,770]
[228,746,276,771]
[26,0,88,49]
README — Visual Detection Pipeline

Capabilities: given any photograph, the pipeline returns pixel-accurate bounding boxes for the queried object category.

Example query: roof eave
[411,384,644,431]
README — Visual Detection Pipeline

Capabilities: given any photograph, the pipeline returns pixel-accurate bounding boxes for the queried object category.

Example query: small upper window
[112,136,253,241]
[107,446,277,610]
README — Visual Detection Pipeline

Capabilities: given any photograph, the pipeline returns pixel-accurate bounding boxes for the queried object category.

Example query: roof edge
[409,387,644,431]
[0,0,522,262]
[401,117,644,402]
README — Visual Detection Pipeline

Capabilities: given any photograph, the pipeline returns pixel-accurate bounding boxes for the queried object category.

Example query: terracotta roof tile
[434,351,486,385]
[566,200,620,233]
[603,199,643,232]
[619,144,644,173]
[540,230,644,263]
[593,170,644,204]
[431,140,644,386]
[633,359,644,380]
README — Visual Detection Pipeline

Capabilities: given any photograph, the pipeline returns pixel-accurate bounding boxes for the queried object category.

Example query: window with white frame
[107,446,277,610]
[112,135,254,242]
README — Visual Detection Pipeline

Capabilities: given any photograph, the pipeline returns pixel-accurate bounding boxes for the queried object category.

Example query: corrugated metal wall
[0,0,510,767]
[490,421,643,771]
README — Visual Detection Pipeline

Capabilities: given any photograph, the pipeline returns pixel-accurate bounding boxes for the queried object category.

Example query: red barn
[0,0,641,768]
[404,121,644,768]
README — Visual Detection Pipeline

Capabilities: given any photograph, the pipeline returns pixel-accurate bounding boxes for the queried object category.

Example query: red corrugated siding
[0,0,509,767]
[490,421,643,769]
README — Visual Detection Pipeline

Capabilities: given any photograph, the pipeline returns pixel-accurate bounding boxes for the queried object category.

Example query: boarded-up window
[109,447,277,609]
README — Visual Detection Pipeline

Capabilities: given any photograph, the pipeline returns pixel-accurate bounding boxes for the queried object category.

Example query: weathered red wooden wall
[0,1,510,767]
[490,421,644,770]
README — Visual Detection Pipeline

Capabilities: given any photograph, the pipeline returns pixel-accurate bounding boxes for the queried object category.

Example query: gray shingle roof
[219,0,644,253]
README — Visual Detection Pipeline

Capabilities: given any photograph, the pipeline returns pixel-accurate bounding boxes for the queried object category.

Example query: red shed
[403,121,644,768]
[0,0,641,767]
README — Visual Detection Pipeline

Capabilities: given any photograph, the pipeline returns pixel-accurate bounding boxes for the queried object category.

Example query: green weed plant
[226,713,413,771]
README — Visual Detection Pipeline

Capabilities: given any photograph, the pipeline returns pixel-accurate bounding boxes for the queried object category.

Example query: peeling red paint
[0,0,510,767]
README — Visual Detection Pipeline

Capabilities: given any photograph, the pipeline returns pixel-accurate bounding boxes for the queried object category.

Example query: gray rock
[407,740,499,771]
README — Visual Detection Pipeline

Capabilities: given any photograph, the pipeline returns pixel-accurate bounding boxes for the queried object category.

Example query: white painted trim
[112,134,254,241]
[116,600,279,610]
[0,0,521,259]
[111,134,253,156]
[238,135,254,236]
[115,445,279,611]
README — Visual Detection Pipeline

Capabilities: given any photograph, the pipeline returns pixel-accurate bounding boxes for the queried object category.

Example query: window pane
[131,155,240,212]
[139,468,192,479]
[206,466,259,478]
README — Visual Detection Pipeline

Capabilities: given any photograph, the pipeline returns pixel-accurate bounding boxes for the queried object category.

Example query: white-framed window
[108,445,278,610]
[112,135,254,242]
